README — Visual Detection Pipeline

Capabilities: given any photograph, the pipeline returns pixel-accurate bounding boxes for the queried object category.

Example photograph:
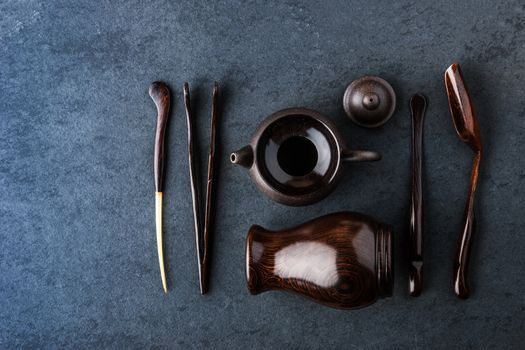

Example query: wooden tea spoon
[444,63,482,299]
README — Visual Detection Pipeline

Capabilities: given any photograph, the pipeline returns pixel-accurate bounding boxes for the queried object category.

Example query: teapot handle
[341,149,381,162]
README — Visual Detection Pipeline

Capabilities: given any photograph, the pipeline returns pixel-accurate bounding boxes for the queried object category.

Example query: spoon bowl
[445,63,482,152]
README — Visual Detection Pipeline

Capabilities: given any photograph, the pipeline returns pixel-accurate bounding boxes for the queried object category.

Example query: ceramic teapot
[230,108,380,206]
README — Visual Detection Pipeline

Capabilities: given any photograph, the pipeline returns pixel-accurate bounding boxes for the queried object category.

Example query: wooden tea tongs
[183,82,219,294]
[149,82,171,293]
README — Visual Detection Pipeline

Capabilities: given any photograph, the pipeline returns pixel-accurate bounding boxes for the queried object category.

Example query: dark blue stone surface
[1,1,524,348]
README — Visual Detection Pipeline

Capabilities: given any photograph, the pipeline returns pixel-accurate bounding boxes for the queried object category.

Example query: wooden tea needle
[183,82,219,294]
[149,81,171,293]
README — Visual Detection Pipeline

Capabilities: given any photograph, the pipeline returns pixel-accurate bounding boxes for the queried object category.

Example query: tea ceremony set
[149,63,482,308]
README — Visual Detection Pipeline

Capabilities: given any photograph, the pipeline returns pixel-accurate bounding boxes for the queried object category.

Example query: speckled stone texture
[1,1,524,349]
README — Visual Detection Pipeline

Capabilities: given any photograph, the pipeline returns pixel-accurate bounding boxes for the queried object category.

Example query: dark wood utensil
[409,94,427,297]
[149,81,171,293]
[444,63,483,299]
[183,82,219,294]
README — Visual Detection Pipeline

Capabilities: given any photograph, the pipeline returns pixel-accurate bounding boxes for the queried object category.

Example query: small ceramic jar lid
[343,76,396,128]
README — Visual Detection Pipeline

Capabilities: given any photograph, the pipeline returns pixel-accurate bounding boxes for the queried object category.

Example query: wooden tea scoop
[149,81,171,293]
[444,63,483,299]
[409,93,427,297]
[183,82,219,294]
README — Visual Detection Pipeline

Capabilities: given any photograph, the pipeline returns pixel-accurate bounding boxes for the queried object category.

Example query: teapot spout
[230,145,254,169]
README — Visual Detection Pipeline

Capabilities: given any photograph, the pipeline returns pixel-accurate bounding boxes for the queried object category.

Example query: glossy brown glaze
[183,82,220,295]
[445,63,483,299]
[409,94,427,297]
[149,82,171,192]
[231,108,381,206]
[246,212,392,309]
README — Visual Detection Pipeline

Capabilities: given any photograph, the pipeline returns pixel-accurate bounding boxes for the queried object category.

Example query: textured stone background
[1,0,524,348]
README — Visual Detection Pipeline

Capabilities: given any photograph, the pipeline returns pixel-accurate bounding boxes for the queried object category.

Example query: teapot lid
[343,76,396,128]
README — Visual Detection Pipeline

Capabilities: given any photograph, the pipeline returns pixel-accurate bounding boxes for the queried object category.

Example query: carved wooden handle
[341,149,381,162]
[409,94,426,296]
[246,212,392,309]
[149,82,171,192]
[453,152,481,299]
